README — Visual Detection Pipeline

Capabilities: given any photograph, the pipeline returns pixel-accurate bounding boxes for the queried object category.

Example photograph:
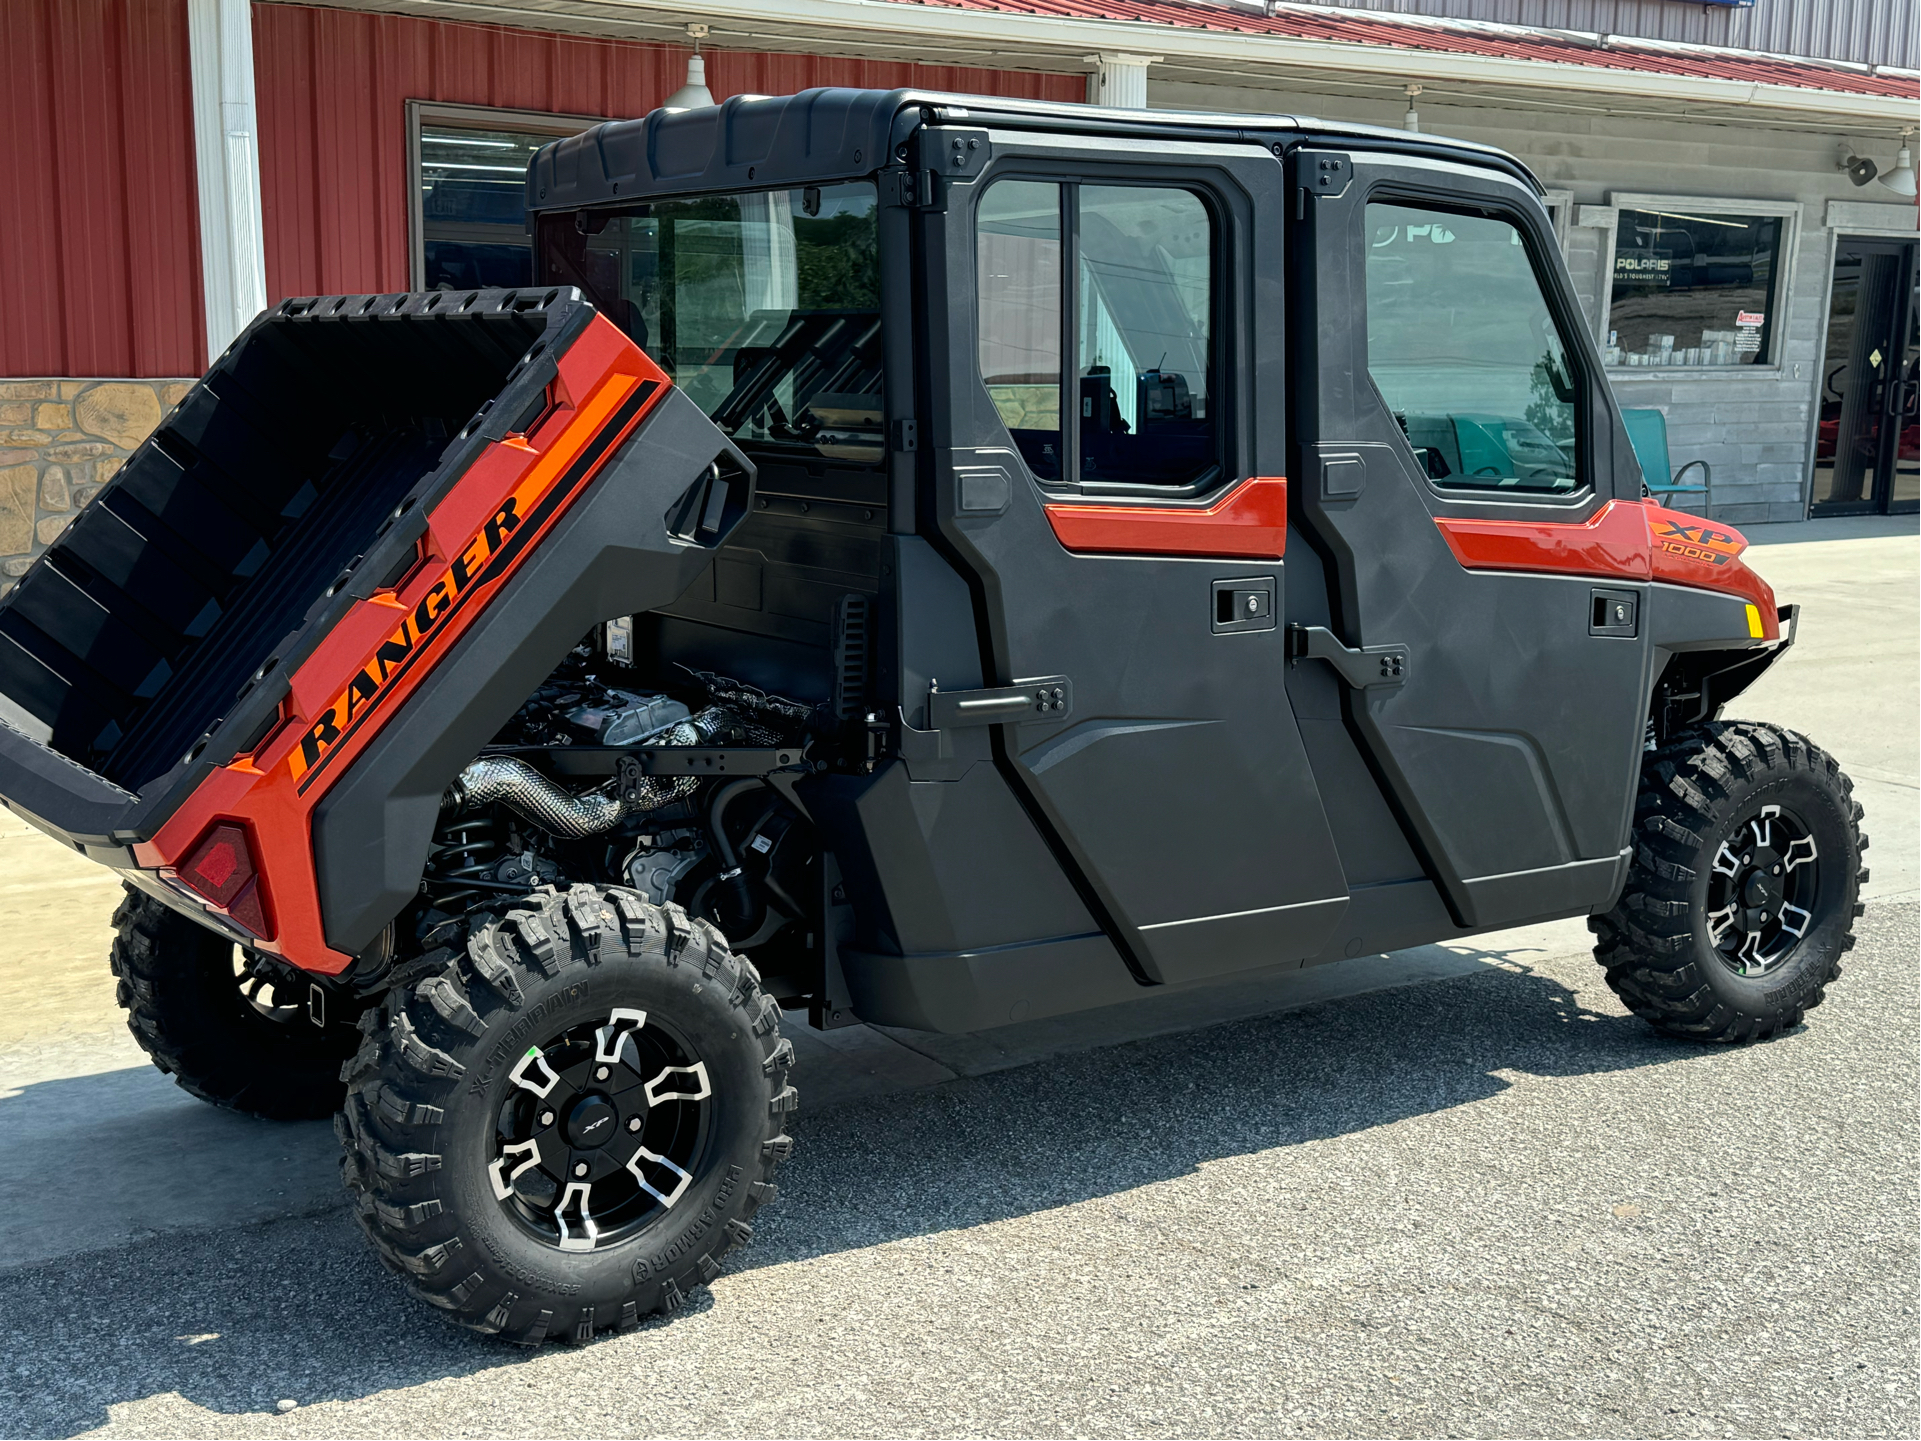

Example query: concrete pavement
[0,514,1912,1437]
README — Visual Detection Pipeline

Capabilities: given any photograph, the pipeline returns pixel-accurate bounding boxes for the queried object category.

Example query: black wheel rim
[490,1008,714,1253]
[233,948,309,1028]
[1707,802,1820,978]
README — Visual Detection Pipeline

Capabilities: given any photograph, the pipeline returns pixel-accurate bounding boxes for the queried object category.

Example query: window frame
[1541,189,1574,255]
[1360,186,1596,504]
[534,182,889,466]
[406,101,608,291]
[1601,192,1802,376]
[973,169,1232,499]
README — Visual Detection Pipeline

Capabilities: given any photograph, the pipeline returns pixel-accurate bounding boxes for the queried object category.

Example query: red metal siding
[0,0,204,378]
[252,3,1084,301]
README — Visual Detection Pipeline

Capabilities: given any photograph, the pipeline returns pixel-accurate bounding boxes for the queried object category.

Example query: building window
[408,103,603,292]
[1605,206,1787,368]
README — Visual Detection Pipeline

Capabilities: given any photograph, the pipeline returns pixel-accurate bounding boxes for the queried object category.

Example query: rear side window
[978,181,1065,482]
[977,179,1220,490]
[1077,186,1216,489]
[1365,202,1582,495]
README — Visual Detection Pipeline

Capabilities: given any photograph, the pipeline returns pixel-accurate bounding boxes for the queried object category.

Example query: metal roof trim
[625,0,1920,106]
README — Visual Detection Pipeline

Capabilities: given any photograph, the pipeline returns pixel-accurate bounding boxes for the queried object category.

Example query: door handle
[1287,624,1408,688]
[927,676,1072,728]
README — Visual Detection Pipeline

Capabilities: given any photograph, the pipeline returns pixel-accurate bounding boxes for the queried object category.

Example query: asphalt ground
[0,515,1913,1438]
[0,901,1912,1439]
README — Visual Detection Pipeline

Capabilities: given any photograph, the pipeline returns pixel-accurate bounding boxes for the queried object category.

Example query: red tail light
[176,822,272,939]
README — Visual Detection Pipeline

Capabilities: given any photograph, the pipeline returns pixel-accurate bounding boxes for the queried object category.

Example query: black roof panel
[524,87,1541,215]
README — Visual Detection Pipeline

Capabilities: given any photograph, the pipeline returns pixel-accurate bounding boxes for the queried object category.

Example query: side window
[1365,202,1582,495]
[976,179,1219,490]
[978,181,1064,482]
[1077,186,1217,488]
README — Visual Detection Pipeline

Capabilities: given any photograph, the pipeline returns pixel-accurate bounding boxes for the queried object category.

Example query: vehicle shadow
[0,958,1722,1435]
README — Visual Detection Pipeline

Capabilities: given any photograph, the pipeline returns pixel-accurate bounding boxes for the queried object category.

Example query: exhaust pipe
[442,713,736,837]
[444,756,633,839]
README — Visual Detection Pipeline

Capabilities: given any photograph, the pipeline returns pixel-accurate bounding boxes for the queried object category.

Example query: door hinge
[1287,624,1407,689]
[1296,150,1352,199]
[887,167,940,210]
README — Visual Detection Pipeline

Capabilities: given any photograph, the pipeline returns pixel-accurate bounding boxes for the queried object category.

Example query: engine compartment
[405,624,837,1006]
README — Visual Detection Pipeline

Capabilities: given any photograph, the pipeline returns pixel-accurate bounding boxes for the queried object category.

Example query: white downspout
[188,0,268,362]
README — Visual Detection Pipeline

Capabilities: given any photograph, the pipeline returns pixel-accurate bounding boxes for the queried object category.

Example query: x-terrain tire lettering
[1593,722,1867,1043]
[338,885,795,1343]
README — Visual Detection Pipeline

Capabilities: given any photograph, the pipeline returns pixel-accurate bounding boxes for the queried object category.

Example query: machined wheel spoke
[1707,902,1740,945]
[1778,902,1813,938]
[509,1045,564,1099]
[1734,928,1787,976]
[1712,842,1742,879]
[644,1061,712,1107]
[595,1007,648,1068]
[625,1144,694,1209]
[489,1139,544,1201]
[1783,835,1818,872]
[555,1181,599,1252]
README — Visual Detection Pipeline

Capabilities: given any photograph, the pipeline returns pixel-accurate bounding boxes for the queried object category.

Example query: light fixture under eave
[664,24,715,111]
[1879,145,1917,198]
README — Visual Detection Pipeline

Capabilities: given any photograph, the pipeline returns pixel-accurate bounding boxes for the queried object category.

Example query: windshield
[536,182,882,465]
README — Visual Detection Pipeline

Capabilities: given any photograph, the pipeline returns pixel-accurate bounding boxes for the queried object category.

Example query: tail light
[172,822,273,940]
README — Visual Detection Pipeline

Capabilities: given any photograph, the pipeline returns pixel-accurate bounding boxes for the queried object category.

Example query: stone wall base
[0,379,192,597]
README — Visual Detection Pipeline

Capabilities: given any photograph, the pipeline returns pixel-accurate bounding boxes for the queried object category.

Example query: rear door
[1290,145,1650,929]
[913,125,1350,986]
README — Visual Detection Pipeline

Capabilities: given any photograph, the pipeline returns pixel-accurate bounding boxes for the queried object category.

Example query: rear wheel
[1592,721,1867,1043]
[337,885,794,1343]
[110,885,359,1119]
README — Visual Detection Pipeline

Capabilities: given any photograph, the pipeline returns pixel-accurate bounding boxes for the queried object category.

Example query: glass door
[1810,238,1919,516]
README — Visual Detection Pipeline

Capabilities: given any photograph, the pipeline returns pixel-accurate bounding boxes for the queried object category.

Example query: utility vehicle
[0,90,1864,1343]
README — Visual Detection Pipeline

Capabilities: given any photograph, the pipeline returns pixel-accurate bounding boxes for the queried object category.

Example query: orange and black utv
[0,91,1863,1341]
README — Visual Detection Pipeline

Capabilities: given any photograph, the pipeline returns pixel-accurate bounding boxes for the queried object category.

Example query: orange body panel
[1434,499,1779,640]
[1043,475,1288,560]
[132,315,671,974]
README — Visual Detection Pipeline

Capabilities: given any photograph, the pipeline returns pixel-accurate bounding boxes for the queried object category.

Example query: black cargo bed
[0,288,593,841]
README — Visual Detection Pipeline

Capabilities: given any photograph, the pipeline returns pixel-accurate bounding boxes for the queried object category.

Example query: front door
[1810,238,1919,516]
[914,127,1351,986]
[1290,147,1651,930]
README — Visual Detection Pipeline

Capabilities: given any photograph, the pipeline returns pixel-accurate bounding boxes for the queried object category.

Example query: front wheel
[1593,721,1867,1043]
[337,886,795,1343]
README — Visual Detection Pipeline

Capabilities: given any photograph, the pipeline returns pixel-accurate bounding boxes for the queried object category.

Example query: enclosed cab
[0,91,1863,1343]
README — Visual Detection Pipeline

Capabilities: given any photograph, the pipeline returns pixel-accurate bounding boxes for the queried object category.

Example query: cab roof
[524,86,1542,216]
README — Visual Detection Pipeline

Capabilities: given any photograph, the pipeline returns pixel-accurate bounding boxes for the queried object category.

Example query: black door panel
[919,134,1352,986]
[939,446,1350,984]
[1292,153,1650,930]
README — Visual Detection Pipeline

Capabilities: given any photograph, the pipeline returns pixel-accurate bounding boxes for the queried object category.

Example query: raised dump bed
[0,289,578,793]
